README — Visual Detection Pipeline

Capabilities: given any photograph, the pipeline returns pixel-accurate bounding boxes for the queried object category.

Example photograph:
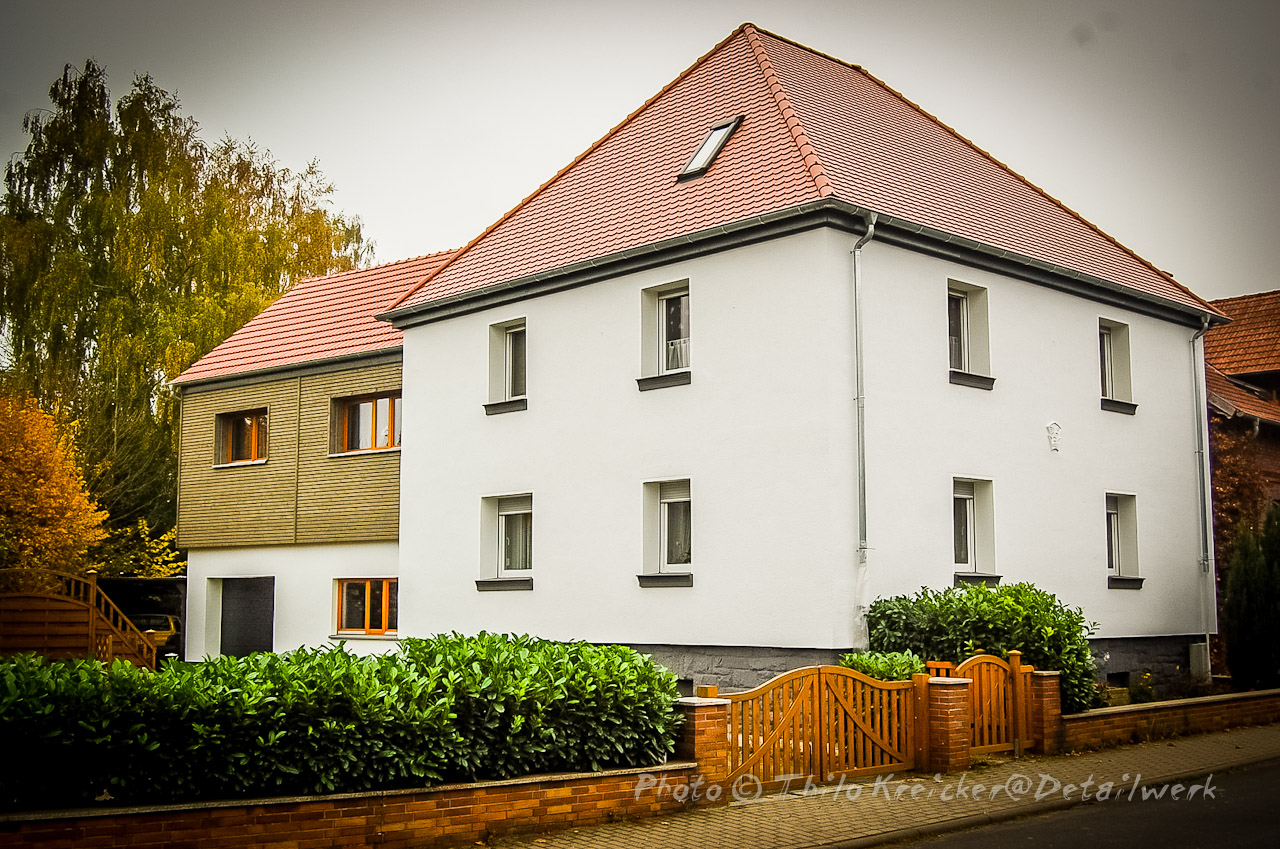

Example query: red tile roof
[1206,363,1280,426]
[389,23,1215,318]
[173,250,456,385]
[1204,290,1280,376]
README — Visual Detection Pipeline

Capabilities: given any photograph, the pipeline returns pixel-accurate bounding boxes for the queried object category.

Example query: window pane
[663,294,690,371]
[368,579,384,631]
[347,400,373,450]
[953,496,970,566]
[341,581,367,630]
[393,397,403,446]
[948,293,966,371]
[1099,329,1113,397]
[508,328,526,398]
[230,416,251,461]
[254,414,266,460]
[387,581,398,631]
[502,512,532,571]
[375,397,391,448]
[665,500,692,566]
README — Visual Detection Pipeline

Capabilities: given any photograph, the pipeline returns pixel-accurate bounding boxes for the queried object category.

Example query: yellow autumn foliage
[0,396,106,573]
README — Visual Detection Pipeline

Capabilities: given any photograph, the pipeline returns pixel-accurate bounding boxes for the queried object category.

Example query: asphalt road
[892,758,1280,849]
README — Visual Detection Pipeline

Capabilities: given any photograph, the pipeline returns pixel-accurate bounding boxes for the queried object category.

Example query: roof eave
[379,199,1223,331]
[171,347,403,393]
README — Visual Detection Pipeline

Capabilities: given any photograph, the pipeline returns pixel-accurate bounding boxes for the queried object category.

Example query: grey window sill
[484,398,528,415]
[637,371,692,392]
[953,571,1002,587]
[476,577,533,592]
[638,572,694,588]
[949,370,996,390]
[1101,398,1138,415]
[1108,575,1145,590]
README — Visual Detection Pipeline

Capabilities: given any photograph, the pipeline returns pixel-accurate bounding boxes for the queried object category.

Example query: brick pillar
[927,677,971,774]
[675,695,730,804]
[1029,671,1062,755]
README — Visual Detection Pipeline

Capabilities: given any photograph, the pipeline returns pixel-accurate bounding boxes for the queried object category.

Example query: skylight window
[678,116,743,181]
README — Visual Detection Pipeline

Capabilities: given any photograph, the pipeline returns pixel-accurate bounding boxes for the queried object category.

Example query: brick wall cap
[0,762,701,824]
[929,676,973,686]
[1032,670,1061,678]
[676,696,732,706]
[1062,687,1280,718]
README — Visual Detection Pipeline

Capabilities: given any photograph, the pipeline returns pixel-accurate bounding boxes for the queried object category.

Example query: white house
[176,24,1223,690]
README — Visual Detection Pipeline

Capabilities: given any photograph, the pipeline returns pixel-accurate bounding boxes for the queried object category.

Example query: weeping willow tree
[0,60,374,573]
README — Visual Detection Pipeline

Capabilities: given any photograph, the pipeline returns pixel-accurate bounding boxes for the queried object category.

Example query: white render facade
[393,225,1216,684]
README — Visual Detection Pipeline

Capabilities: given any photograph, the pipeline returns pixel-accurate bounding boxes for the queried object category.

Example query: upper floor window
[660,480,692,571]
[337,578,397,635]
[337,392,401,452]
[216,409,267,464]
[1099,319,1136,414]
[486,318,528,414]
[638,281,692,391]
[497,495,533,576]
[660,291,690,373]
[947,282,993,389]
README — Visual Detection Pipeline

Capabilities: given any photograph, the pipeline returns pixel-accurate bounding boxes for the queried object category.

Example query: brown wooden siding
[177,360,402,548]
[297,363,402,543]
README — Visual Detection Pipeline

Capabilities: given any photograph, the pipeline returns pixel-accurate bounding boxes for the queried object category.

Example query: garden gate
[927,652,1031,755]
[723,666,918,792]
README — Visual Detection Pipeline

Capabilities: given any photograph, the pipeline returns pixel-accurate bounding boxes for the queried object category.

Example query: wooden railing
[0,568,156,669]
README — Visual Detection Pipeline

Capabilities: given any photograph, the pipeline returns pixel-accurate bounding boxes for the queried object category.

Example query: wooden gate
[927,652,1031,755]
[724,666,917,792]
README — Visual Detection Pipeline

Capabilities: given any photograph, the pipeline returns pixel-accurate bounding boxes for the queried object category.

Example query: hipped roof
[1204,290,1280,377]
[386,23,1216,322]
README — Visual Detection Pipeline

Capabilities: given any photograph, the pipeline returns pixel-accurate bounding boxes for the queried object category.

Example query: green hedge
[838,650,926,681]
[866,583,1100,713]
[0,634,680,812]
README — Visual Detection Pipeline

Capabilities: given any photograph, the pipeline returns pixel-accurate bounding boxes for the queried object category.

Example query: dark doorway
[219,577,275,656]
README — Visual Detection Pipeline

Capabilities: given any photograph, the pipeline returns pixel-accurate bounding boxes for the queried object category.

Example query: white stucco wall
[184,543,399,659]
[857,241,1215,640]
[398,229,862,649]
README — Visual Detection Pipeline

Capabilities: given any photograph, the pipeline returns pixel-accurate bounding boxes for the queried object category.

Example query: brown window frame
[216,409,268,465]
[336,578,398,635]
[336,391,402,453]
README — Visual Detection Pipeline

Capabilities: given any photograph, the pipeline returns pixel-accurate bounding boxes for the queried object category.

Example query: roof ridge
[1211,289,1280,306]
[743,24,835,198]
[385,24,758,314]
[849,59,1215,313]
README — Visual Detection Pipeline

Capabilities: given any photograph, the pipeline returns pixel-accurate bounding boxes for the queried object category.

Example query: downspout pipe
[1190,315,1214,662]
[851,212,877,647]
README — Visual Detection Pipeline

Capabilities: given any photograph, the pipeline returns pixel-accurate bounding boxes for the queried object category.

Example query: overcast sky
[3,0,1277,301]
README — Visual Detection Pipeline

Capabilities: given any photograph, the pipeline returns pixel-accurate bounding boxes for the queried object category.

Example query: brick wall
[1061,688,1280,751]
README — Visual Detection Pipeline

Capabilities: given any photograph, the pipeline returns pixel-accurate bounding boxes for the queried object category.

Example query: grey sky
[2,0,1277,301]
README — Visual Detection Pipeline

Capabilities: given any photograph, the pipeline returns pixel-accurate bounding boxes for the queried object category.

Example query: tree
[0,396,106,573]
[1224,505,1280,690]
[0,61,373,570]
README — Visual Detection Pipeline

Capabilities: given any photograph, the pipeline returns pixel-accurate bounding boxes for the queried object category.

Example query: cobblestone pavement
[488,724,1280,849]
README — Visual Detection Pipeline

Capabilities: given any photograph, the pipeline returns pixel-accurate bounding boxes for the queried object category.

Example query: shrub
[0,634,680,812]
[1225,508,1280,689]
[838,650,926,680]
[866,583,1100,713]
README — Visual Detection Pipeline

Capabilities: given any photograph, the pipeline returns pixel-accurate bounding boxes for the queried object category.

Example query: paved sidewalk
[489,723,1280,849]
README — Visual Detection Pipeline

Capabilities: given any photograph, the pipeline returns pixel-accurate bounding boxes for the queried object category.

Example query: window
[638,282,692,390]
[678,116,743,181]
[1105,493,1142,588]
[497,495,532,575]
[952,478,997,584]
[335,392,401,452]
[639,479,693,586]
[947,283,993,388]
[337,578,398,635]
[216,409,267,464]
[486,319,528,413]
[1099,319,1136,414]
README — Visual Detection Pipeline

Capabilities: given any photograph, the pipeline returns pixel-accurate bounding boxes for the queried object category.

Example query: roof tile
[1205,290,1280,375]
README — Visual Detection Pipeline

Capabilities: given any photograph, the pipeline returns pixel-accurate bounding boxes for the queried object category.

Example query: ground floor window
[337,578,398,635]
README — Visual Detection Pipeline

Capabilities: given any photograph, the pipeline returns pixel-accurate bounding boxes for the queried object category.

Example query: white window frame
[640,281,691,380]
[952,477,995,574]
[505,324,527,400]
[1105,493,1139,578]
[496,495,533,577]
[658,290,690,374]
[947,281,991,378]
[1098,319,1133,403]
[487,317,528,408]
[659,480,692,572]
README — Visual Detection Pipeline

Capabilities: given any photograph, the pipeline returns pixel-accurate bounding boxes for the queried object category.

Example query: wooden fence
[927,651,1032,755]
[0,569,155,669]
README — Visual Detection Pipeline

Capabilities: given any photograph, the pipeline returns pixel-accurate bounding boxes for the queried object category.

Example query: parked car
[129,613,182,654]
